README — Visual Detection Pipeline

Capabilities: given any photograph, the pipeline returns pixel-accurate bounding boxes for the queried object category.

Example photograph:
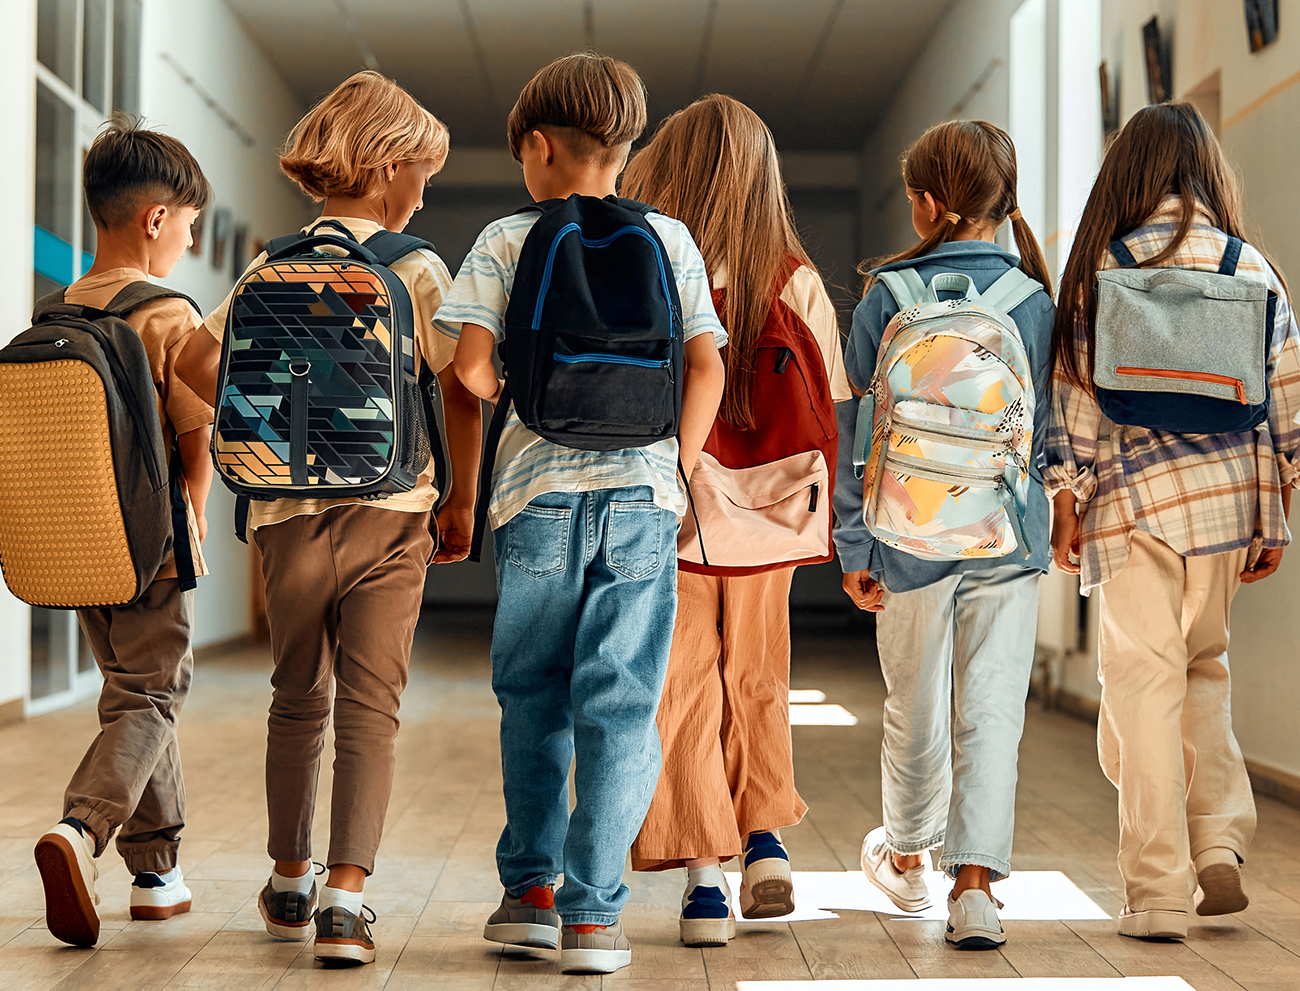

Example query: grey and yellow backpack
[212,220,450,539]
[0,283,198,608]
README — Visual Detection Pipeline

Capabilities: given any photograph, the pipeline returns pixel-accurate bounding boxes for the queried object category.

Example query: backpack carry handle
[928,273,980,302]
[305,219,356,240]
[265,234,380,265]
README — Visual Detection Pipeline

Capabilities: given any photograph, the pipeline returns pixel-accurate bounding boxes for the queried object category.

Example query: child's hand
[1241,547,1283,583]
[842,570,884,612]
[1051,495,1081,575]
[433,502,474,563]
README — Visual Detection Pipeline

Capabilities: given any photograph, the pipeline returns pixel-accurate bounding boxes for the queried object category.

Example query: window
[29,0,142,709]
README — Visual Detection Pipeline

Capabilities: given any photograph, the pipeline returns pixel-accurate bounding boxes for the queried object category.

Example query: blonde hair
[507,52,646,167]
[622,94,813,430]
[280,71,450,201]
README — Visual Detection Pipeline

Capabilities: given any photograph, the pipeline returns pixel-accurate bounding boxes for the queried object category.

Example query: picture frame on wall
[211,208,232,272]
[231,224,249,278]
[1142,16,1172,104]
[188,209,205,257]
[1245,0,1279,52]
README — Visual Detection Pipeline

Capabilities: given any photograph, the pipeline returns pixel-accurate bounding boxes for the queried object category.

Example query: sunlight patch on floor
[788,703,858,725]
[788,689,828,703]
[723,870,1111,923]
[737,979,1196,990]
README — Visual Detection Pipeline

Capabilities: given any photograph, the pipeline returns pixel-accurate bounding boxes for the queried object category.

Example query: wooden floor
[1,608,1298,991]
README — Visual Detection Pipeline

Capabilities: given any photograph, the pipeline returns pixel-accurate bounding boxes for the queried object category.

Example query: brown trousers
[69,578,194,874]
[255,505,434,874]
[632,567,806,871]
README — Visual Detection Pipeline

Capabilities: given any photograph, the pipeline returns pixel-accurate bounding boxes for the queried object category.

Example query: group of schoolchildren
[19,49,1297,976]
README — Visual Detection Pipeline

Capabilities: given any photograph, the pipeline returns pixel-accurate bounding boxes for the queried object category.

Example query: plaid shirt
[1045,197,1300,590]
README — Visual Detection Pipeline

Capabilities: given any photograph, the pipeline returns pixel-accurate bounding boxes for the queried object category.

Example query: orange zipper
[1114,366,1247,404]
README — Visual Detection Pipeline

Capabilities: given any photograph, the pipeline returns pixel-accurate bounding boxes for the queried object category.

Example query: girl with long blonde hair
[623,94,852,945]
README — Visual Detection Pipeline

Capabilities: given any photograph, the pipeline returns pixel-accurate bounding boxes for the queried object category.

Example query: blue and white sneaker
[130,867,192,920]
[739,831,794,919]
[679,865,735,946]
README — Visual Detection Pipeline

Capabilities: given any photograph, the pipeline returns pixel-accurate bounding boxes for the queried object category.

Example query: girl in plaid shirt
[1047,102,1300,942]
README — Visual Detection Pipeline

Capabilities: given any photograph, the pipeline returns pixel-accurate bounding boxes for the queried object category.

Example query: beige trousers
[255,505,434,874]
[632,567,806,871]
[69,578,194,874]
[1097,531,1257,913]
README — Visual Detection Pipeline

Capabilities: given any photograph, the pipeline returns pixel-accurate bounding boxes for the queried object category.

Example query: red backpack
[679,259,838,576]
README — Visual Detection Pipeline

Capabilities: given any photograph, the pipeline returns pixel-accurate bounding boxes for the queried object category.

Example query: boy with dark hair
[33,118,213,947]
[440,52,727,975]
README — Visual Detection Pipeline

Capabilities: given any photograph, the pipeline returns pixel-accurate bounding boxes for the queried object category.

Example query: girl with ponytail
[832,120,1056,950]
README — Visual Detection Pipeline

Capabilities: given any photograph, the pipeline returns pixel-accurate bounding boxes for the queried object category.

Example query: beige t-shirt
[64,268,213,578]
[203,217,456,532]
[713,262,853,402]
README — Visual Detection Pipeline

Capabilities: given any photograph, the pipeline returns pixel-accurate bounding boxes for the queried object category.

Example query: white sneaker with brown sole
[130,869,193,920]
[34,819,100,947]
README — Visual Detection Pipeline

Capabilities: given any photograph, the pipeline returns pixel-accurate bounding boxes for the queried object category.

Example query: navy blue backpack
[469,194,685,560]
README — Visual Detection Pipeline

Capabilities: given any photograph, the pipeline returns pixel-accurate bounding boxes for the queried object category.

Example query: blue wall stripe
[33,226,75,286]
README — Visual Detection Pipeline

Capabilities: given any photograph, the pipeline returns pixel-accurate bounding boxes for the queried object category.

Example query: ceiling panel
[225,0,959,150]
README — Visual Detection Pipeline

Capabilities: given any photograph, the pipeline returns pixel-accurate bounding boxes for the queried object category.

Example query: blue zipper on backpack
[532,224,677,334]
[552,351,670,368]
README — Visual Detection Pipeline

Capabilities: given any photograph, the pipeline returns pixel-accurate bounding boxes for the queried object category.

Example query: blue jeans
[874,566,1040,881]
[491,486,677,925]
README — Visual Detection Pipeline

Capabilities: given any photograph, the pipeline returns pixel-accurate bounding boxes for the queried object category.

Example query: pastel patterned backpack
[852,267,1043,560]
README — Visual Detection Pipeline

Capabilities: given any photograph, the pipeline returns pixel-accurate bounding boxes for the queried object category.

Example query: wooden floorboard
[0,610,1295,989]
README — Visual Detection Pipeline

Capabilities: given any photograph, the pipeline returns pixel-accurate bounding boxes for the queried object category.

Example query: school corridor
[2,0,1300,989]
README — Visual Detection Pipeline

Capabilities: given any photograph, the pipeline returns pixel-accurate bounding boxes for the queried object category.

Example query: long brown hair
[1053,100,1290,391]
[621,94,814,430]
[863,119,1052,299]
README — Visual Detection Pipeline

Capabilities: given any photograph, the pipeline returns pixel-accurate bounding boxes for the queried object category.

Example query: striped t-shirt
[435,209,727,530]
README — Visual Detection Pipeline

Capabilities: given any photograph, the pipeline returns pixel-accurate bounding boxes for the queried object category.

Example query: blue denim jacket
[832,240,1056,592]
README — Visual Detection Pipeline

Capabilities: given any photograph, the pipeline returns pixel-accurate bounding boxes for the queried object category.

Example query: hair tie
[1007,207,1023,222]
[943,211,962,225]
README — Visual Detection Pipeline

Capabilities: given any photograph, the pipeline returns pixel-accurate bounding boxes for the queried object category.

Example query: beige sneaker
[35,819,101,947]
[1195,850,1248,917]
[1118,906,1188,940]
[483,886,561,949]
[560,919,632,974]
[861,826,932,913]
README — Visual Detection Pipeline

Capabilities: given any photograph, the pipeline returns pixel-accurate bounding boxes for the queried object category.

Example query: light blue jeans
[491,486,677,925]
[874,566,1040,881]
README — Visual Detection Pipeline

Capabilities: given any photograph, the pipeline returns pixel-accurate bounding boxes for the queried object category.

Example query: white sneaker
[944,888,1006,949]
[130,868,193,920]
[34,819,101,946]
[739,831,795,919]
[861,826,931,913]
[1118,906,1188,940]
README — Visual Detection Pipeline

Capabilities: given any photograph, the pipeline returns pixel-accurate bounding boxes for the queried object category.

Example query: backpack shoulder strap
[103,282,201,320]
[32,288,70,322]
[980,267,1042,315]
[874,268,930,310]
[1219,236,1243,276]
[361,230,435,268]
[613,196,657,217]
[1109,239,1138,267]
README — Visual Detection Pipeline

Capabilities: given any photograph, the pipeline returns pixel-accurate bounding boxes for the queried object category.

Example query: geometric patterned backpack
[852,266,1042,561]
[213,220,449,540]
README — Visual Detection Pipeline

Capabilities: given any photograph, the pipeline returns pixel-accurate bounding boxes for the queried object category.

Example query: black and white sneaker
[258,876,318,941]
[944,888,1006,949]
[314,904,377,966]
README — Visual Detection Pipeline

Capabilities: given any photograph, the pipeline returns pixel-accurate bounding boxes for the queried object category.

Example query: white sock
[156,867,180,885]
[319,885,364,916]
[686,863,727,893]
[271,867,315,895]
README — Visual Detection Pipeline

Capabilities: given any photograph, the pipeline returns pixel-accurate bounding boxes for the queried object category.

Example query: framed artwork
[189,209,205,257]
[1099,60,1119,137]
[1245,0,1279,52]
[211,208,233,271]
[1142,16,1172,104]
[232,224,249,277]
